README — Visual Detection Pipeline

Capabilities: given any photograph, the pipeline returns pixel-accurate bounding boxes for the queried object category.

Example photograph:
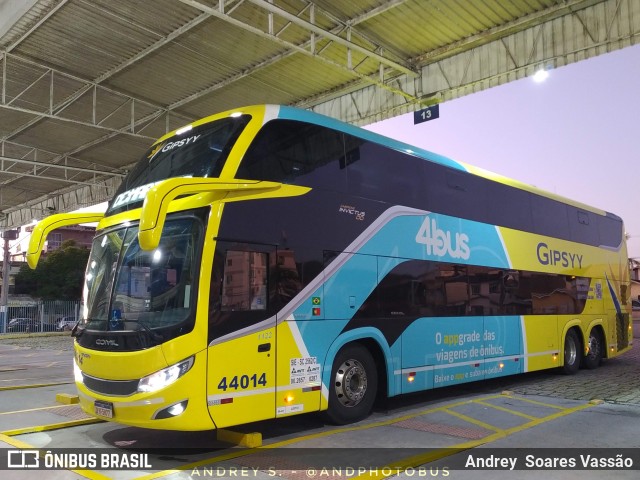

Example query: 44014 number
[217,373,267,391]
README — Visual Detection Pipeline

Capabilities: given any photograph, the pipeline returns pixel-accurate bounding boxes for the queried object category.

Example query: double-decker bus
[28,105,631,430]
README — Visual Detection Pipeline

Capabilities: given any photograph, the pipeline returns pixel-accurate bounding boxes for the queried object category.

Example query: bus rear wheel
[324,344,377,425]
[583,328,603,370]
[562,329,582,374]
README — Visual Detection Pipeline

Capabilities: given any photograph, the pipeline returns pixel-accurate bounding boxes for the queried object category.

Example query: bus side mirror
[27,212,104,268]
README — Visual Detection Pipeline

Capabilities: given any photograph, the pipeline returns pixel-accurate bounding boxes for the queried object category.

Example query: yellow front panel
[76,349,213,431]
[75,342,167,380]
[207,327,275,428]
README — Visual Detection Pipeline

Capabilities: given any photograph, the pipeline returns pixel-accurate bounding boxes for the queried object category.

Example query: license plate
[94,400,114,418]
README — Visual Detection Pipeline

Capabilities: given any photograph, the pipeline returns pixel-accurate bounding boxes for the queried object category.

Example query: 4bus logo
[415,215,470,260]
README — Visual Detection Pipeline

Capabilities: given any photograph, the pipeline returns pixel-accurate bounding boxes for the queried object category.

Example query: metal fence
[1,300,81,334]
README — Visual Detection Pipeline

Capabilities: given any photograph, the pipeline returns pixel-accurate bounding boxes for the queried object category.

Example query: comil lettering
[416,216,470,260]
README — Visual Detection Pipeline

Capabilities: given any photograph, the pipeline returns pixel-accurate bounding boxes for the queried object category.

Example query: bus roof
[277,105,618,220]
[158,104,618,221]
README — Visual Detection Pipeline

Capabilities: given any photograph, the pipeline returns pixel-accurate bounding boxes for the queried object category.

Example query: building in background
[9,225,95,262]
[631,260,640,301]
[0,225,95,301]
[630,259,640,339]
[0,263,21,297]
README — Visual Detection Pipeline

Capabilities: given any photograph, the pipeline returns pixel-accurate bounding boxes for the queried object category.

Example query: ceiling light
[532,68,549,83]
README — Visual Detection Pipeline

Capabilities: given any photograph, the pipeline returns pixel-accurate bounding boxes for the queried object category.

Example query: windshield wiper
[135,320,164,344]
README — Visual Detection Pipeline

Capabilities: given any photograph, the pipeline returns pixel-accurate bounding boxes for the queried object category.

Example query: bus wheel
[324,344,377,425]
[583,329,603,370]
[562,329,582,375]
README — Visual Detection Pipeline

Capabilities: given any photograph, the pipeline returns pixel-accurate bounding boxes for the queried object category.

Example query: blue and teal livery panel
[280,206,621,398]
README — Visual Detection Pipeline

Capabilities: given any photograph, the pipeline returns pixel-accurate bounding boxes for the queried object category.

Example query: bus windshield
[81,216,203,338]
[108,114,251,216]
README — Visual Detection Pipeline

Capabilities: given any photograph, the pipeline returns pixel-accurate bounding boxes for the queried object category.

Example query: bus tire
[324,344,377,425]
[582,328,603,370]
[562,329,582,375]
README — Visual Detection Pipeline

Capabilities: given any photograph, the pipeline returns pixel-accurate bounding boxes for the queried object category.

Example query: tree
[15,240,89,300]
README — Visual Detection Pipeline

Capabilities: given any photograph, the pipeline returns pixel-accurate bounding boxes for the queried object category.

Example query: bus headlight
[138,357,194,393]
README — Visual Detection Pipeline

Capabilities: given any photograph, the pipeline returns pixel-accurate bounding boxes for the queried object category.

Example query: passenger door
[206,244,277,428]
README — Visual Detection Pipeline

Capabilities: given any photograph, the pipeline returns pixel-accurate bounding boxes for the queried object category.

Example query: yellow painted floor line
[0,404,70,415]
[503,395,566,410]
[443,408,504,433]
[353,401,595,479]
[473,400,538,420]
[141,395,593,480]
[0,381,73,391]
[137,395,508,480]
[2,417,103,436]
[0,432,36,449]
[0,392,582,480]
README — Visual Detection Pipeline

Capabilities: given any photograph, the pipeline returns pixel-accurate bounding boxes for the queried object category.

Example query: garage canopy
[0,0,638,228]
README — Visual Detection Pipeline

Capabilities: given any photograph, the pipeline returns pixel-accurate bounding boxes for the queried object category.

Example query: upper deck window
[108,115,250,215]
[237,120,347,192]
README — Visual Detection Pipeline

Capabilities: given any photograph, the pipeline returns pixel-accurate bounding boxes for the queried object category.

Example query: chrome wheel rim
[587,334,600,360]
[334,359,367,407]
[566,336,577,365]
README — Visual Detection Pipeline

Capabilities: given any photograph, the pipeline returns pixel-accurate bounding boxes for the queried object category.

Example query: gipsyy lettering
[161,134,201,153]
[536,242,583,268]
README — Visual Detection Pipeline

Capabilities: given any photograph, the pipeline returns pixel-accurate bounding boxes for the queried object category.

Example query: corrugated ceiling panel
[0,110,37,138]
[359,0,562,59]
[12,0,204,79]
[5,175,72,193]
[360,3,461,57]
[310,37,381,77]
[0,0,635,224]
[79,135,151,170]
[179,54,355,118]
[11,119,112,153]
[312,0,382,20]
[105,18,289,106]
[0,0,58,49]
[229,0,339,46]
[88,0,202,36]
[15,10,153,78]
[178,77,292,120]
[0,185,49,208]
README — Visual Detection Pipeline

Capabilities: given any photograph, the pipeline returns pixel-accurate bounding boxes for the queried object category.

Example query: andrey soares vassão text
[465,453,635,470]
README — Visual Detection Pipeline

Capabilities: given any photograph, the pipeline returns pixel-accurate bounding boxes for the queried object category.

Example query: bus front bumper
[74,350,214,431]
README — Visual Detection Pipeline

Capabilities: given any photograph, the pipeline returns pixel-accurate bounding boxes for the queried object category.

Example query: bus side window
[238,120,347,192]
[343,134,424,207]
[221,251,268,311]
[438,264,469,316]
[531,273,577,315]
